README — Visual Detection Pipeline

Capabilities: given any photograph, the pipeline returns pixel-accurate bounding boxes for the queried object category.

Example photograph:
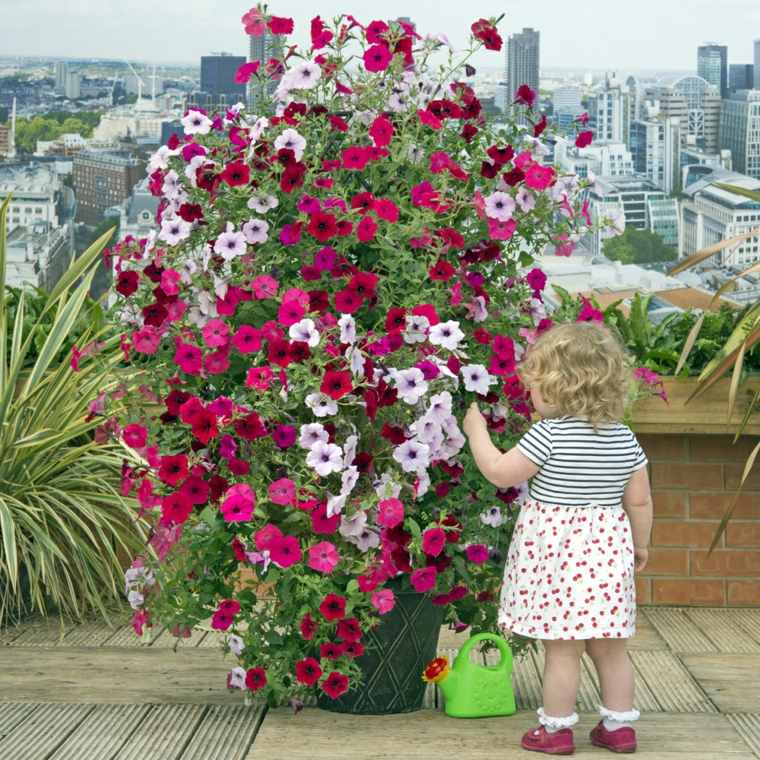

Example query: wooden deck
[1,607,760,758]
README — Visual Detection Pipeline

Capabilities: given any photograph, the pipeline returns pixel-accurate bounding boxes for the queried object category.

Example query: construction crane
[123,60,146,102]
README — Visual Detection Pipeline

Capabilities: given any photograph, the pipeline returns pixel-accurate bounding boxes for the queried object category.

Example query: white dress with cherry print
[497,416,648,640]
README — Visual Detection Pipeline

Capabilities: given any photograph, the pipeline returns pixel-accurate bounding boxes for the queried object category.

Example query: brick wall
[637,433,760,606]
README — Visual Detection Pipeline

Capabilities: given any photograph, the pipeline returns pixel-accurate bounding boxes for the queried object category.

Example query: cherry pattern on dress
[497,498,636,640]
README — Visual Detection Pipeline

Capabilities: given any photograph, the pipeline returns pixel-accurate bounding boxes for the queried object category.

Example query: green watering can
[424,632,517,718]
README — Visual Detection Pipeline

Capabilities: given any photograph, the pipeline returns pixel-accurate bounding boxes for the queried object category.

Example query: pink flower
[371,588,396,614]
[160,269,181,296]
[255,523,283,551]
[270,535,303,568]
[132,326,161,355]
[377,498,404,528]
[173,341,202,374]
[410,566,437,593]
[202,319,230,348]
[246,366,273,390]
[342,146,371,171]
[242,7,266,36]
[122,423,147,449]
[488,217,517,241]
[233,325,262,354]
[421,528,446,557]
[308,541,340,573]
[272,424,297,449]
[220,483,256,522]
[525,164,555,191]
[464,544,489,564]
[280,222,303,246]
[278,299,305,327]
[268,477,296,506]
[418,109,442,130]
[373,198,399,222]
[251,274,278,300]
[363,43,393,72]
[369,115,394,148]
[235,60,260,84]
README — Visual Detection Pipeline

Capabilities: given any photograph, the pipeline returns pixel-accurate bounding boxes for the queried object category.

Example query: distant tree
[603,227,677,265]
[10,111,102,154]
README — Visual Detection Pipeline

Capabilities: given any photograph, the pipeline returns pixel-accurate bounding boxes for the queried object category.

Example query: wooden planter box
[628,376,760,607]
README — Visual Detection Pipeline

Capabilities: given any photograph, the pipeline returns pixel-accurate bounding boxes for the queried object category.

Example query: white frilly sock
[537,707,579,733]
[599,704,640,732]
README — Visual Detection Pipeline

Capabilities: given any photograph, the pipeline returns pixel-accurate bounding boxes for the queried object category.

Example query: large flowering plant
[111,6,611,707]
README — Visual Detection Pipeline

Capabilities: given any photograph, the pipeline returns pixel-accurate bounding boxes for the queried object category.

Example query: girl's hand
[463,402,487,437]
[634,546,648,572]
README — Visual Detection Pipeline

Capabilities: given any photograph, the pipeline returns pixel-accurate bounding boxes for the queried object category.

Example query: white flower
[214,229,247,261]
[182,109,213,136]
[343,434,358,468]
[410,414,441,444]
[427,391,453,424]
[338,314,357,344]
[289,318,320,347]
[247,194,279,214]
[228,667,247,690]
[485,191,516,222]
[391,368,429,405]
[393,440,430,473]
[306,441,345,477]
[148,144,179,172]
[461,364,495,395]
[374,472,402,499]
[161,170,180,197]
[127,590,144,610]
[339,510,367,538]
[388,92,411,113]
[347,346,365,378]
[414,470,431,499]
[286,60,322,90]
[242,218,269,245]
[326,492,348,518]
[305,393,338,418]
[602,206,626,238]
[480,506,504,528]
[346,527,380,552]
[248,116,269,141]
[274,128,306,161]
[429,320,465,351]
[228,634,245,656]
[403,314,429,344]
[158,217,191,246]
[516,187,536,213]
[184,154,207,186]
[299,423,329,449]
[341,466,359,496]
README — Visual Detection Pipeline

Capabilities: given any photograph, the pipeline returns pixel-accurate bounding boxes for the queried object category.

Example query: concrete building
[720,90,760,180]
[552,85,583,131]
[629,116,681,194]
[72,152,144,226]
[681,169,760,266]
[0,126,12,158]
[64,72,81,100]
[698,44,728,97]
[556,139,633,179]
[6,223,74,290]
[34,133,117,158]
[55,62,67,94]
[117,177,159,241]
[587,174,679,256]
[755,40,760,94]
[589,74,631,144]
[0,163,62,234]
[93,100,180,142]
[681,147,733,189]
[506,27,540,122]
[249,30,285,110]
[729,64,754,93]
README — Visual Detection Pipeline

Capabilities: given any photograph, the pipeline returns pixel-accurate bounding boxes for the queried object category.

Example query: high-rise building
[729,64,754,93]
[755,39,760,93]
[55,62,67,94]
[556,139,634,178]
[249,31,285,111]
[505,27,540,122]
[655,76,721,153]
[552,86,583,131]
[72,152,144,226]
[200,53,247,102]
[589,74,631,144]
[698,44,728,97]
[64,72,81,100]
[720,90,760,180]
[630,116,681,194]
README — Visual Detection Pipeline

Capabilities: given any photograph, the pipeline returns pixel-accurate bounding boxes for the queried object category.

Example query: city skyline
[1,0,759,70]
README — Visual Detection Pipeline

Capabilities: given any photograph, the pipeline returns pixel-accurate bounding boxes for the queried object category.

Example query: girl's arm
[463,403,539,489]
[622,466,653,571]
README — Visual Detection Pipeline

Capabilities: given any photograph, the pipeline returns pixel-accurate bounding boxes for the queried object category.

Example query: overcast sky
[2,0,759,71]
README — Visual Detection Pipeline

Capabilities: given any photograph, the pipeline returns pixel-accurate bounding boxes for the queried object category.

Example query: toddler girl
[463,321,653,755]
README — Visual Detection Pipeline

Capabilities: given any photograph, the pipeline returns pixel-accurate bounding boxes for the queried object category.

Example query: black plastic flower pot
[316,576,444,715]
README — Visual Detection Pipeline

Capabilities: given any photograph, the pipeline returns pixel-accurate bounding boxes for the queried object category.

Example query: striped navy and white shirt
[515,415,648,507]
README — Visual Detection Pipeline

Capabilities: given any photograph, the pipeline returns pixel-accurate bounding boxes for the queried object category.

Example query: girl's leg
[585,638,640,731]
[540,639,585,726]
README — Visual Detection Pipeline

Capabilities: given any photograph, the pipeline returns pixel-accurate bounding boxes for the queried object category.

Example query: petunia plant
[110,6,616,708]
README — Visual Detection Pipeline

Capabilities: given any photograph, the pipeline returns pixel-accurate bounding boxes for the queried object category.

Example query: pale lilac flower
[306,441,345,477]
[214,225,247,261]
[242,218,269,244]
[461,364,495,395]
[427,391,453,424]
[127,590,144,609]
[182,109,213,135]
[339,510,367,538]
[393,440,430,473]
[228,634,245,656]
[286,61,322,90]
[414,470,431,499]
[159,217,191,246]
[601,206,626,238]
[347,347,365,378]
[228,667,247,690]
[484,191,516,222]
[247,194,279,213]
[391,368,429,405]
[289,318,320,347]
[480,506,504,528]
[341,465,359,496]
[245,549,271,573]
[350,528,380,552]
[343,434,358,468]
[274,128,306,161]
[338,314,357,344]
[403,314,429,344]
[299,423,328,449]
[248,116,269,141]
[305,392,338,418]
[374,472,402,499]
[468,295,489,322]
[428,320,464,351]
[516,187,536,213]
[326,492,347,518]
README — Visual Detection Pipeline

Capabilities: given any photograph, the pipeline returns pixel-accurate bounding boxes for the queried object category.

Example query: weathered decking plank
[100,625,165,647]
[48,704,150,760]
[630,609,669,650]
[112,704,207,760]
[727,713,760,758]
[687,609,760,654]
[0,703,41,741]
[149,627,209,649]
[0,703,94,760]
[645,608,719,654]
[630,650,718,713]
[681,655,760,713]
[731,610,760,647]
[510,648,543,711]
[180,705,265,760]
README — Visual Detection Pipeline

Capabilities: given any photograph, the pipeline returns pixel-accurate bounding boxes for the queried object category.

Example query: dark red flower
[334,289,362,313]
[191,410,219,444]
[220,161,250,187]
[429,259,455,281]
[160,491,193,526]
[344,641,365,658]
[514,84,537,108]
[319,593,346,621]
[245,667,267,691]
[348,271,379,299]
[502,167,526,186]
[336,618,362,642]
[116,270,139,297]
[158,454,188,487]
[300,613,318,640]
[487,145,515,166]
[308,211,338,242]
[321,671,349,699]
[267,338,293,367]
[321,370,353,400]
[385,307,406,332]
[234,411,268,440]
[295,657,322,685]
[471,18,503,51]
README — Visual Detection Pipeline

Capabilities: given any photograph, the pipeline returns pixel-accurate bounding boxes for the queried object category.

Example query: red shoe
[521,725,575,755]
[590,721,637,753]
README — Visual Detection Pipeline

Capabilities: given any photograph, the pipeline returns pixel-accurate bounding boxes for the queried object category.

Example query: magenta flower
[272,424,297,449]
[173,341,202,375]
[371,588,396,614]
[464,544,489,564]
[308,541,340,573]
[363,43,393,72]
[421,527,446,557]
[410,566,437,593]
[235,60,260,84]
[220,483,256,522]
[202,319,230,349]
[525,164,556,191]
[377,498,404,528]
[268,477,296,506]
[270,535,303,568]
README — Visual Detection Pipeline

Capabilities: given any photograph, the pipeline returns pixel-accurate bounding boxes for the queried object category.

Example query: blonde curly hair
[517,321,635,432]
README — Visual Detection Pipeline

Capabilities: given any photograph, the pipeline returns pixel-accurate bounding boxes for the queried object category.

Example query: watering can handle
[455,632,513,676]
